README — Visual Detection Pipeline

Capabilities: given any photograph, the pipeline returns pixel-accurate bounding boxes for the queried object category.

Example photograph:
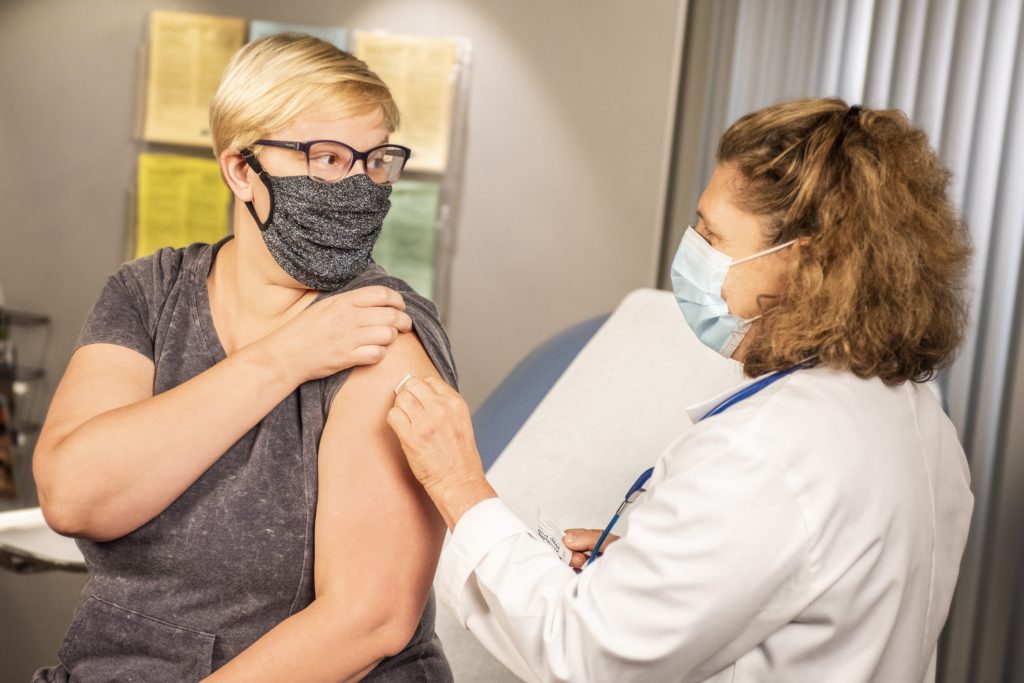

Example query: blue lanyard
[585,365,803,566]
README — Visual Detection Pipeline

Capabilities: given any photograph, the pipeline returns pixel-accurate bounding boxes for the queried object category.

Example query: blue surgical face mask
[670,226,796,358]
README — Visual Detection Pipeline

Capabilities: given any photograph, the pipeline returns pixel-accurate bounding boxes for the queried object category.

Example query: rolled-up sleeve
[436,428,813,683]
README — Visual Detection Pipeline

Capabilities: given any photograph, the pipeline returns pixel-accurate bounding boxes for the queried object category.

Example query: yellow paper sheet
[135,154,231,258]
[354,32,457,173]
[143,10,246,147]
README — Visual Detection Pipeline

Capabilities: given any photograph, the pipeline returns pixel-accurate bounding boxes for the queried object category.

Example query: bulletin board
[126,10,471,315]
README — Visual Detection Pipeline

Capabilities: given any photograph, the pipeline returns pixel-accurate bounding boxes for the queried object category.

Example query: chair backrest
[473,314,610,471]
[484,288,744,529]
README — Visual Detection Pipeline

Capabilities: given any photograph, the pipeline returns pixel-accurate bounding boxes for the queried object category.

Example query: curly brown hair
[717,98,972,384]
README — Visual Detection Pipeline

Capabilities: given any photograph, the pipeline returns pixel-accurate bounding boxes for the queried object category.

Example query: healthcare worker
[387,99,974,682]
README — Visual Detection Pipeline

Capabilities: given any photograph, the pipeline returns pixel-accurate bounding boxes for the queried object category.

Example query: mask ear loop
[240,149,274,231]
[721,240,798,356]
[729,238,798,267]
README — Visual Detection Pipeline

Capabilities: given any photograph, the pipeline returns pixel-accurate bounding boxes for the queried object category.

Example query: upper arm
[313,332,446,633]
[34,344,154,485]
[36,263,159,473]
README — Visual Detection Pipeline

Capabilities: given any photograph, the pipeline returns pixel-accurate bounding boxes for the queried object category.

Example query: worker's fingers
[565,529,621,570]
[562,529,620,553]
[569,551,591,570]
[422,375,457,397]
[399,376,441,403]
[386,405,412,437]
[401,377,469,420]
[394,387,426,416]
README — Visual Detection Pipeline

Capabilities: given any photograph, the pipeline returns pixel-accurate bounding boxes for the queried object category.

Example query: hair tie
[846,105,863,121]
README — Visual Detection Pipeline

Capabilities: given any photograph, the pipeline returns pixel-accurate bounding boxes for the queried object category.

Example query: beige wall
[0,0,684,408]
[0,1,684,676]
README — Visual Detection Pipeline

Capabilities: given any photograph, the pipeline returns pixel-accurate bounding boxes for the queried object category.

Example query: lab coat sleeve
[437,427,814,683]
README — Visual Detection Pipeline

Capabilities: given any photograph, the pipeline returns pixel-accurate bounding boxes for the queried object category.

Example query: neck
[208,237,316,354]
[729,322,758,363]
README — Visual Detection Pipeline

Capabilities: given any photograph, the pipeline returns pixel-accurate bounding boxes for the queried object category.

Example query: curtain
[660,1,1024,680]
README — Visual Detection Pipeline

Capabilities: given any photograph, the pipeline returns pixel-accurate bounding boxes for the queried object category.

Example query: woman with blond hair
[388,99,974,682]
[33,34,454,681]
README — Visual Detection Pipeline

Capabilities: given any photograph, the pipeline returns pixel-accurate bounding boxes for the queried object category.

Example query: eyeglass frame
[243,139,412,184]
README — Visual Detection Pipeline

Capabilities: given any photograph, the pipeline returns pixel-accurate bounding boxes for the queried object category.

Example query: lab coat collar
[685,373,767,424]
[685,359,817,424]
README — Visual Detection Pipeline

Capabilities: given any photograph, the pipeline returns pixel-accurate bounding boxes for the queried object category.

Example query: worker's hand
[387,376,496,528]
[562,528,621,570]
[262,285,412,384]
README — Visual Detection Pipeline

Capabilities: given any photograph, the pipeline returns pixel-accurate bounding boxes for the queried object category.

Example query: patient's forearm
[202,594,408,682]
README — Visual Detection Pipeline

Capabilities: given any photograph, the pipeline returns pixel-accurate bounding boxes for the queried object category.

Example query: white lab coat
[436,367,973,682]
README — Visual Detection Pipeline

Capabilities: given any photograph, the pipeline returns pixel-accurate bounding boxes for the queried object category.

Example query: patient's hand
[263,285,412,383]
[562,529,621,570]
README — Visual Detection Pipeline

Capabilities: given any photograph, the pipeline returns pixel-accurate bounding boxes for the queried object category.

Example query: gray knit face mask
[241,150,392,291]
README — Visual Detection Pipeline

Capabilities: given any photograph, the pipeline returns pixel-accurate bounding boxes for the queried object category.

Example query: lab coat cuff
[438,497,528,625]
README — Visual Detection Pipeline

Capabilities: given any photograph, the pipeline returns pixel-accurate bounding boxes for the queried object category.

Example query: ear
[220,148,255,202]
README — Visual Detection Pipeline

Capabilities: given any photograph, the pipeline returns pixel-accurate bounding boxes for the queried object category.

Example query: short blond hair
[210,33,400,155]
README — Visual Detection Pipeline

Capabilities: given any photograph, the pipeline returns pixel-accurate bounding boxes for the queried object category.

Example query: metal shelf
[1,310,50,327]
[11,367,44,383]
[12,420,41,436]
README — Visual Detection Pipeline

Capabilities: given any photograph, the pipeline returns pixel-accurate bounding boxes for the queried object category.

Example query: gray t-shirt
[35,238,457,682]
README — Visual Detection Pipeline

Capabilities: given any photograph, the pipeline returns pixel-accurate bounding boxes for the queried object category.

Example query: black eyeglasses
[250,139,412,184]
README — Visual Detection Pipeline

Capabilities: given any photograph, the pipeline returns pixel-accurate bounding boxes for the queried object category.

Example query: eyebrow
[695,208,713,230]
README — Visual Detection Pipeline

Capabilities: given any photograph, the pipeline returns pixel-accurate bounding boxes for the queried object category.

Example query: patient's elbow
[37,486,115,542]
[38,496,86,538]
[34,447,112,541]
[366,608,424,660]
[315,587,426,660]
[34,450,78,537]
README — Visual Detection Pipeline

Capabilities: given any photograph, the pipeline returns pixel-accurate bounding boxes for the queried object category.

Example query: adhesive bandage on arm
[394,373,413,395]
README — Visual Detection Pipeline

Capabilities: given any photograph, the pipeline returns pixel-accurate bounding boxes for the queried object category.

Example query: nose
[346,158,367,178]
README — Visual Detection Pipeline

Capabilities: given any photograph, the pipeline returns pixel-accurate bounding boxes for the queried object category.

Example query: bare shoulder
[314,335,447,603]
[329,333,441,418]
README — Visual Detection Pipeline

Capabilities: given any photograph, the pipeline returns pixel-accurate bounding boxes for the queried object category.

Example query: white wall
[0,0,685,678]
